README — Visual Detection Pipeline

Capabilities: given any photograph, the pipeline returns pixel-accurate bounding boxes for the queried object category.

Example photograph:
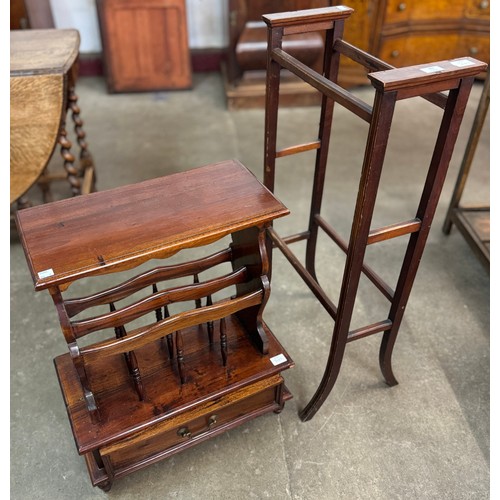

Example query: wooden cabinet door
[97,0,192,92]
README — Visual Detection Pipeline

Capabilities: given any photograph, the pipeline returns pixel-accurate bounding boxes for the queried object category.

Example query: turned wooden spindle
[109,302,145,401]
[68,85,94,174]
[163,304,174,359]
[58,126,81,196]
[193,274,202,309]
[175,331,186,384]
[220,317,228,366]
[206,295,214,344]
[152,284,163,321]
[151,285,174,359]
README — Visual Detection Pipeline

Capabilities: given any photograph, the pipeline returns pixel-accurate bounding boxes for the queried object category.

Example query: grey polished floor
[10,72,489,499]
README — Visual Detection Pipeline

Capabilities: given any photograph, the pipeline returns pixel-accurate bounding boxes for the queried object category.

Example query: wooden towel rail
[262,5,487,422]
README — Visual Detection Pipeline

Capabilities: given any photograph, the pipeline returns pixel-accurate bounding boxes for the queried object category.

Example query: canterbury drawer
[100,375,284,471]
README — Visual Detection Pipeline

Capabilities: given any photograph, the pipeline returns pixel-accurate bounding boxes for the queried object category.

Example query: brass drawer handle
[397,3,407,11]
[177,427,191,438]
[177,414,218,439]
[391,50,400,58]
[469,47,479,55]
[479,0,489,10]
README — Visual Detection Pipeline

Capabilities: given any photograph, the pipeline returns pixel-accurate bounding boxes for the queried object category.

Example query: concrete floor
[10,72,489,499]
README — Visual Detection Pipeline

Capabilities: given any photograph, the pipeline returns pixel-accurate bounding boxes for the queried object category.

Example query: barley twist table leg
[68,85,95,176]
[59,126,82,196]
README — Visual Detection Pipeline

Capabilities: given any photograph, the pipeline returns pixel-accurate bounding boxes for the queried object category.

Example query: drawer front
[378,33,462,67]
[460,34,490,63]
[378,33,489,68]
[384,0,466,25]
[383,0,411,25]
[378,34,490,68]
[465,0,489,19]
[102,377,282,471]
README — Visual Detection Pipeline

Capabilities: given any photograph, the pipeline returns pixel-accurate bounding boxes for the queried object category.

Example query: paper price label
[270,354,287,366]
[420,65,444,74]
[450,59,475,68]
[38,268,54,279]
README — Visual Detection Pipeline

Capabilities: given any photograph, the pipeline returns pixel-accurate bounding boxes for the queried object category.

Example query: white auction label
[38,268,54,279]
[270,353,287,366]
[420,65,444,74]
[450,59,475,68]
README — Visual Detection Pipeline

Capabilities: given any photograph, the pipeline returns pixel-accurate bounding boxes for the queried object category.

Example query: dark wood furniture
[442,67,490,270]
[10,29,96,210]
[96,0,192,92]
[10,0,55,29]
[223,0,330,109]
[261,7,487,421]
[223,1,490,108]
[333,0,490,87]
[15,159,293,491]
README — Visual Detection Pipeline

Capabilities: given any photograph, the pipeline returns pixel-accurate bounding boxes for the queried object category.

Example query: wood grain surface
[16,160,289,290]
[10,29,80,203]
[10,74,64,202]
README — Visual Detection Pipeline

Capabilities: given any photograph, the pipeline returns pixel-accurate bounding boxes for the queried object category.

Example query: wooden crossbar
[333,39,448,110]
[279,231,310,245]
[276,141,321,158]
[347,319,393,343]
[271,48,373,123]
[315,215,395,301]
[367,218,422,245]
[268,227,338,319]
